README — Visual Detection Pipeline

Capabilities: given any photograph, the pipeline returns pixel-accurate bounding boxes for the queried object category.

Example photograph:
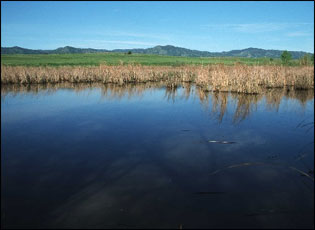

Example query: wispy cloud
[83,30,171,41]
[286,31,313,37]
[2,23,172,41]
[201,22,313,33]
[90,40,158,46]
[64,39,159,49]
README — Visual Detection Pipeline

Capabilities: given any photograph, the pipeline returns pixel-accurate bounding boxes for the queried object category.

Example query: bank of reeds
[1,64,314,93]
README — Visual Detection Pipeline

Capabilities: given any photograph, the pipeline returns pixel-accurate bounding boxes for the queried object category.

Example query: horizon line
[1,45,314,54]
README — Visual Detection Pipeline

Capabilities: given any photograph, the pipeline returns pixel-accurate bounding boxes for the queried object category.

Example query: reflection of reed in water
[232,93,263,123]
[1,83,313,123]
[284,88,314,107]
[211,92,228,123]
[1,83,61,100]
[179,83,192,101]
[100,83,150,101]
[196,87,313,123]
[201,90,260,124]
[264,87,314,111]
[164,84,178,103]
[264,88,286,111]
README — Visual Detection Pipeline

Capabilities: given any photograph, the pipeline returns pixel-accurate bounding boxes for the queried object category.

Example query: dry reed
[1,64,313,94]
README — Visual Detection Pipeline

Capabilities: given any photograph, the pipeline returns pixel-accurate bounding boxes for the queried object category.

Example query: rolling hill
[1,45,312,59]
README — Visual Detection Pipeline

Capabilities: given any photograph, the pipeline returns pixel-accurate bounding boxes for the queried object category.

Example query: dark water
[1,83,314,229]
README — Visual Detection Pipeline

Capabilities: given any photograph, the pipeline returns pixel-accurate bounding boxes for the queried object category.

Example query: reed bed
[195,64,314,93]
[1,64,314,93]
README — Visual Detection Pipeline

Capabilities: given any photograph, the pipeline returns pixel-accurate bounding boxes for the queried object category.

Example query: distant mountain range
[1,45,313,59]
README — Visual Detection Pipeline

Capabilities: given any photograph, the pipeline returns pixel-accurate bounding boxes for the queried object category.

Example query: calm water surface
[1,83,314,229]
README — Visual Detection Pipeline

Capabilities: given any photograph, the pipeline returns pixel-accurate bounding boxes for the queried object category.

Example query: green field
[1,52,301,66]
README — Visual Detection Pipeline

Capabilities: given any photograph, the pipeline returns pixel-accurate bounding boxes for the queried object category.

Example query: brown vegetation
[1,64,314,93]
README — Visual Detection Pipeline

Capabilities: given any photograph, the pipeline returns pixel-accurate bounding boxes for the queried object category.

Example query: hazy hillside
[1,46,50,54]
[1,45,313,59]
[1,46,109,55]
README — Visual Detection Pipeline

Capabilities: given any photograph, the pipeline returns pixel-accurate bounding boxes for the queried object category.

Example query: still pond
[1,83,314,228]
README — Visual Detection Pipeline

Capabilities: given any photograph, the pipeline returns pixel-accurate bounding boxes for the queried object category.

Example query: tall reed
[1,64,313,93]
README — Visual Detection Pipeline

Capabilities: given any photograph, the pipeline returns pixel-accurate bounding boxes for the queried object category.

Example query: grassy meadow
[0,52,303,66]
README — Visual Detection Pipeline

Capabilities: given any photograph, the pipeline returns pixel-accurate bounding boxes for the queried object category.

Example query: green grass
[1,52,302,66]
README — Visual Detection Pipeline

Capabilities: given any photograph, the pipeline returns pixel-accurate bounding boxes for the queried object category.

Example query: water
[1,83,314,229]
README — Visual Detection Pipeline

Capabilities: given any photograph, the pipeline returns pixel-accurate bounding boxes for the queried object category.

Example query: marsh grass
[1,64,313,93]
[195,64,314,93]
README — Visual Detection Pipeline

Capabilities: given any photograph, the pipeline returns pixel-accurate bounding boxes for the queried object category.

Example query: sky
[1,1,314,52]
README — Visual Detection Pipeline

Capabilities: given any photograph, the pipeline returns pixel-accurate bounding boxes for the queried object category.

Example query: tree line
[281,50,314,65]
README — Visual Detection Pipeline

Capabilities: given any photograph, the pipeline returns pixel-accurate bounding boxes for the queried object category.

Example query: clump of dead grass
[1,64,313,93]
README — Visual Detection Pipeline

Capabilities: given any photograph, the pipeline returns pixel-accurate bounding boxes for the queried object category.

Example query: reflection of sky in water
[1,84,314,228]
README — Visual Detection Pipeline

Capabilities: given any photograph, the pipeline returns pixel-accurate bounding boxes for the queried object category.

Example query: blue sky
[1,1,314,52]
